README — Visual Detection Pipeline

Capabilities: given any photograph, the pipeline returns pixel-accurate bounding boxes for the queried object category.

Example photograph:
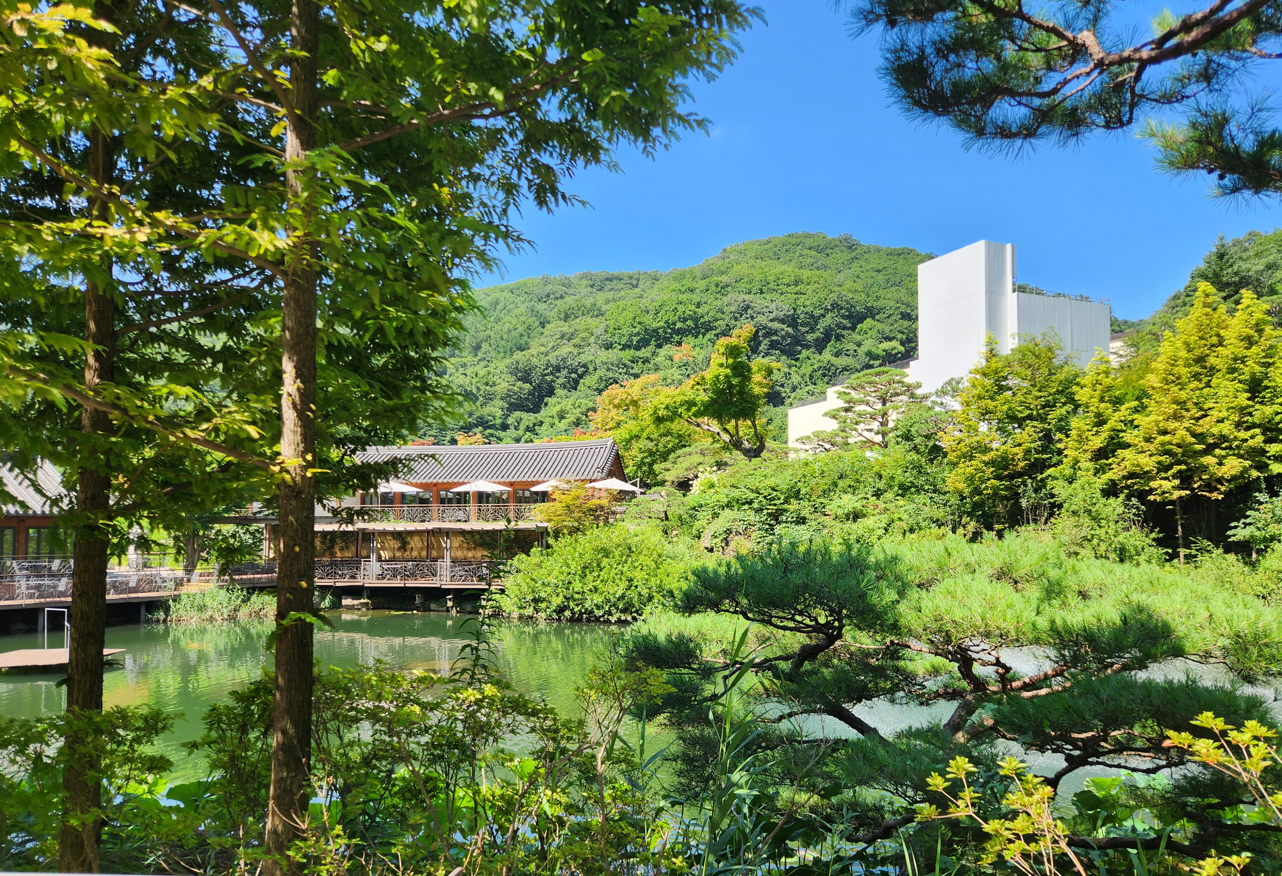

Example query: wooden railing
[231,558,497,586]
[351,504,538,523]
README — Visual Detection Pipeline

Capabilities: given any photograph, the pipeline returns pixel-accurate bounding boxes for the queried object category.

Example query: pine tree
[801,367,925,451]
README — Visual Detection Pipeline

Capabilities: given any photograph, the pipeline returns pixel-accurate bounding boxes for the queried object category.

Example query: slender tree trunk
[1175,497,1185,567]
[264,1,319,871]
[183,529,199,581]
[59,107,118,875]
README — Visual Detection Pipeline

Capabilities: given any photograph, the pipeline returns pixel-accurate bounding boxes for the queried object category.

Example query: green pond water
[2,612,1278,794]
[0,611,623,780]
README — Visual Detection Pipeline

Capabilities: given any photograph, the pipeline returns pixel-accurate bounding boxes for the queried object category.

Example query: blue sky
[477,1,1282,321]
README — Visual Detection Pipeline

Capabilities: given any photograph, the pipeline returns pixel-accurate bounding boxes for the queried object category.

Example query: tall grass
[155,585,274,624]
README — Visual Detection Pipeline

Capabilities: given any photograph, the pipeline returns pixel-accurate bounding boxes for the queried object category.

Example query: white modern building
[787,240,1111,447]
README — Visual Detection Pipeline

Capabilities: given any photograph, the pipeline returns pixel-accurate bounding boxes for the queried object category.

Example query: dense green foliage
[622,530,1282,869]
[851,0,1282,199]
[155,586,275,625]
[1156,229,1282,324]
[437,233,930,443]
[494,525,695,621]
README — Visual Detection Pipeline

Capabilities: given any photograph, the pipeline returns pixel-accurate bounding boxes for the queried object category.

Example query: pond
[3,612,1279,794]
[0,611,624,780]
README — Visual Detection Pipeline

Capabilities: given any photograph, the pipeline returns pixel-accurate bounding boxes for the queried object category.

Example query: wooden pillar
[442,531,451,584]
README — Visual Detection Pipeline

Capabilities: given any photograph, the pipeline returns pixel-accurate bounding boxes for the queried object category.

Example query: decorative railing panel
[350,504,538,524]
[315,559,361,581]
[228,558,497,586]
[368,560,440,582]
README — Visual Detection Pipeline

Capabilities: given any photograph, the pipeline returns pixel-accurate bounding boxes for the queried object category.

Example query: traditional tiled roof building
[0,460,67,557]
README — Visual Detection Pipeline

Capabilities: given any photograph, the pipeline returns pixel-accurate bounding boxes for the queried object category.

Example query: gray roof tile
[356,438,624,485]
[0,459,66,516]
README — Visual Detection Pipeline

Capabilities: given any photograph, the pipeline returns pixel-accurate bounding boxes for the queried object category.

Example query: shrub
[529,483,618,535]
[494,524,696,621]
[1050,470,1164,564]
[0,707,174,871]
[669,447,952,544]
[1228,490,1282,556]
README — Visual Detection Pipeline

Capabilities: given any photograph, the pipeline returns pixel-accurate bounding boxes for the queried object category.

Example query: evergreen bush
[493,524,697,622]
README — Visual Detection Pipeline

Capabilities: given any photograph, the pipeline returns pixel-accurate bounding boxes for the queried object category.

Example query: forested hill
[435,233,931,444]
[1149,227,1282,326]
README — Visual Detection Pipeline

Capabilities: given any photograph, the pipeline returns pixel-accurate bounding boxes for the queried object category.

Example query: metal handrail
[351,503,537,523]
[0,565,185,603]
[230,558,497,585]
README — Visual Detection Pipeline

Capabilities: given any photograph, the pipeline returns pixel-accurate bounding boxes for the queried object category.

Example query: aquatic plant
[154,585,275,625]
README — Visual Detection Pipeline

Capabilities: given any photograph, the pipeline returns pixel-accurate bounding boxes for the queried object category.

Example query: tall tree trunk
[183,529,199,581]
[59,104,118,875]
[1175,496,1185,567]
[264,1,319,871]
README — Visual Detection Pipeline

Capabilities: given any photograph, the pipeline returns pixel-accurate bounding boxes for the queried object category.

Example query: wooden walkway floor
[0,648,125,671]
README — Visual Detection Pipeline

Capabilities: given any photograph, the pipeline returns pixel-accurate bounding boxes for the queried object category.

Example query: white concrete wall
[1012,292,1111,368]
[786,239,1113,448]
[911,240,1016,394]
[786,386,844,447]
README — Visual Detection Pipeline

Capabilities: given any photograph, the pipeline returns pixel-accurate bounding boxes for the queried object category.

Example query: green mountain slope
[1151,228,1282,327]
[436,233,931,444]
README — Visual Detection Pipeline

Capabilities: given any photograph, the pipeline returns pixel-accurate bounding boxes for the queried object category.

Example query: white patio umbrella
[529,480,571,492]
[587,478,644,494]
[376,481,420,493]
[448,481,510,493]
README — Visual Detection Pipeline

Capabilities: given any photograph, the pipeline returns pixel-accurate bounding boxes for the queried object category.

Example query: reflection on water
[0,612,621,779]
[7,613,1266,794]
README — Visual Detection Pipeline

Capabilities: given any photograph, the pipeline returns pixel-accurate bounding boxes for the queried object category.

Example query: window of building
[439,490,467,506]
[403,490,432,505]
[0,527,14,556]
[515,490,545,504]
[477,491,508,505]
[27,527,65,556]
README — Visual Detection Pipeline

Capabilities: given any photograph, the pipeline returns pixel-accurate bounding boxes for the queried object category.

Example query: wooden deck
[0,648,125,671]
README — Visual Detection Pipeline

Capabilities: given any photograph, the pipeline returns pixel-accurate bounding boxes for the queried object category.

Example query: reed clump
[155,585,274,624]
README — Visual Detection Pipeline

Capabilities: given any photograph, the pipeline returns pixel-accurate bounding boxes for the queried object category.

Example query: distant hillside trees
[1154,229,1282,325]
[441,233,929,443]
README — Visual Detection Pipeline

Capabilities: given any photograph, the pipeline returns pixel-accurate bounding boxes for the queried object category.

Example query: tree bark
[60,120,118,873]
[183,529,199,580]
[1175,496,1185,566]
[264,1,319,871]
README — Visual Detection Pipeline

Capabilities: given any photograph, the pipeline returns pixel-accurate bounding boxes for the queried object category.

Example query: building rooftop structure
[787,240,1112,448]
[354,438,623,485]
[0,459,65,517]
